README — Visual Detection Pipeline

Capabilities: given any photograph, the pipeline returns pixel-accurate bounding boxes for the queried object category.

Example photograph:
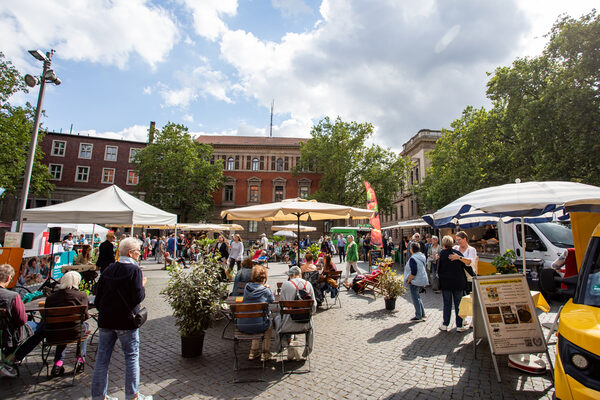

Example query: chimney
[149,121,156,143]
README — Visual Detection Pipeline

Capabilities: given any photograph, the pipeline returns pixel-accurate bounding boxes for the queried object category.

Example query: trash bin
[513,258,544,291]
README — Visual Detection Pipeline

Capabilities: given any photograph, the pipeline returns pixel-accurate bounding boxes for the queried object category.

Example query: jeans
[409,284,425,319]
[54,322,89,362]
[337,247,346,263]
[13,321,43,361]
[91,328,140,400]
[442,289,464,327]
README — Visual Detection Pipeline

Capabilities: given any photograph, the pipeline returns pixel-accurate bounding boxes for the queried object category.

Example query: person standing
[343,235,360,285]
[228,234,244,273]
[92,233,102,255]
[96,232,116,274]
[91,238,152,400]
[166,234,175,260]
[427,235,442,292]
[438,235,475,332]
[260,233,269,251]
[150,236,158,261]
[404,241,429,322]
[62,233,74,252]
[362,234,371,262]
[336,234,346,263]
[449,231,477,294]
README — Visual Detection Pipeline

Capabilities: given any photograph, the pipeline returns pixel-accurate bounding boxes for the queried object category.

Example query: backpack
[290,279,312,323]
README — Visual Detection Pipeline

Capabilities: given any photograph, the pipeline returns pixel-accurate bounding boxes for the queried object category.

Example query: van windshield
[582,241,600,307]
[535,222,573,248]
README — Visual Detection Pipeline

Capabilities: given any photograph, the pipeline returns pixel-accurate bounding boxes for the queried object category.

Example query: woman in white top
[228,234,244,273]
[449,231,477,294]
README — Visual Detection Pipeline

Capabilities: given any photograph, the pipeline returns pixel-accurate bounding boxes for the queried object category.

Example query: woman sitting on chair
[238,265,275,362]
[301,253,318,273]
[319,254,338,298]
[44,271,90,377]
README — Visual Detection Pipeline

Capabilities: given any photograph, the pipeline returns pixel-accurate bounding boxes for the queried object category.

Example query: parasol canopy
[273,230,297,238]
[271,223,316,232]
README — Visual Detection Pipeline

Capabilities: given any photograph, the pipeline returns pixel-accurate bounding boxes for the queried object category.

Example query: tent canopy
[382,219,429,230]
[273,230,297,238]
[22,185,177,226]
[423,181,600,228]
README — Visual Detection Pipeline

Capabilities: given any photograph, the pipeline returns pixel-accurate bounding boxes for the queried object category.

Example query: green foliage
[161,246,228,336]
[307,243,320,257]
[0,52,53,196]
[270,235,285,243]
[491,249,518,274]
[421,11,600,210]
[133,122,224,222]
[295,116,410,213]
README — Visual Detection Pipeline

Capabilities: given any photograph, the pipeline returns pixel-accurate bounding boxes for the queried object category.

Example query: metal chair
[277,299,313,374]
[36,305,89,387]
[229,302,270,382]
[323,270,342,309]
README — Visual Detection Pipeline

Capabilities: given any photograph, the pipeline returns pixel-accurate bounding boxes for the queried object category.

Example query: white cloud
[78,124,149,142]
[0,0,179,70]
[182,0,237,41]
[143,86,152,95]
[192,117,311,138]
[159,86,197,108]
[434,24,461,53]
[272,0,313,18]
[183,114,194,122]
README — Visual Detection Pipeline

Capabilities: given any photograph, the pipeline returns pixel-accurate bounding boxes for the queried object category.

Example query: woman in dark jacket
[437,235,475,332]
[44,271,90,376]
[96,232,116,273]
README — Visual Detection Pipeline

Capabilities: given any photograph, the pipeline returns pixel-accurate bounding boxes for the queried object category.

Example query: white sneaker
[0,364,17,378]
[456,325,470,332]
[137,394,153,400]
[439,324,448,331]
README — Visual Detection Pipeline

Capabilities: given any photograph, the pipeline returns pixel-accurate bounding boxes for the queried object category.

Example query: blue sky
[1,0,596,150]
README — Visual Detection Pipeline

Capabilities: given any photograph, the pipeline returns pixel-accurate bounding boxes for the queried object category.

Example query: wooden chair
[236,282,247,296]
[278,300,313,374]
[36,305,89,387]
[358,270,384,298]
[324,271,342,309]
[229,302,270,382]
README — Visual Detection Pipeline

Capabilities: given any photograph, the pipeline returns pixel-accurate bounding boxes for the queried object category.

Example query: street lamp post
[16,50,61,232]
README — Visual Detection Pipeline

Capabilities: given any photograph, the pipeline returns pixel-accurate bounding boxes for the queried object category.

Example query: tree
[0,52,53,197]
[421,11,600,211]
[133,122,224,222]
[295,116,410,212]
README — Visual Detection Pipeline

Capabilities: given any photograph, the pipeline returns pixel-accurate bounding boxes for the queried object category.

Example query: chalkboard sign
[368,249,383,271]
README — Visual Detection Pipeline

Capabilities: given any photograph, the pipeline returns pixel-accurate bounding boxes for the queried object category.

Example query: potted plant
[378,264,407,310]
[491,249,518,274]
[161,243,228,357]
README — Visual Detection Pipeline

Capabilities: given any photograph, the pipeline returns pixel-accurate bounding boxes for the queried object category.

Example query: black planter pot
[384,297,396,310]
[181,332,205,358]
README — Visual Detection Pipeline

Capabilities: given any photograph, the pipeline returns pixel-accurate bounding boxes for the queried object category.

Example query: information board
[4,232,22,248]
[473,274,546,355]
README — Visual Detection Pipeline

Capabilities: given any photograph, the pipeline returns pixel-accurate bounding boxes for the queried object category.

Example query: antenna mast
[269,99,274,137]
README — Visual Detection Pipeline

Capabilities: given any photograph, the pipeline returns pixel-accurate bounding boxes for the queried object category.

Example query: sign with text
[474,274,545,355]
[4,232,22,248]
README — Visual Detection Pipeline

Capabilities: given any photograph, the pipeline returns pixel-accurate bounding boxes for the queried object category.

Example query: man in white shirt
[260,233,269,251]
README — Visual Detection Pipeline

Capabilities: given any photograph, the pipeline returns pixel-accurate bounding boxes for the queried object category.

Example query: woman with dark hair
[437,235,475,332]
[238,265,274,361]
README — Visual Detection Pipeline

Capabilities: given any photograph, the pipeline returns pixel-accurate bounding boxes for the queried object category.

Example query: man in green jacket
[344,235,360,285]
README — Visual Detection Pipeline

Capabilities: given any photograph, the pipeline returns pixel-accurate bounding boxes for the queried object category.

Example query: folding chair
[356,270,384,298]
[324,271,342,309]
[229,302,270,382]
[221,282,248,340]
[36,305,89,387]
[277,300,313,374]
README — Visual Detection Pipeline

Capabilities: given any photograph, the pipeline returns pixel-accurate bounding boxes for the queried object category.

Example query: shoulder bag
[117,289,148,328]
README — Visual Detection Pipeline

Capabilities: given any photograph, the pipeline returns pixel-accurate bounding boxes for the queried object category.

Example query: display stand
[368,249,383,272]
[471,274,553,383]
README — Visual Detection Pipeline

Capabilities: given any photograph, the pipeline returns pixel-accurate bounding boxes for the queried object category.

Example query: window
[274,185,284,202]
[415,167,420,184]
[127,170,139,185]
[248,221,258,233]
[284,157,289,170]
[105,146,118,161]
[79,143,93,159]
[35,199,48,208]
[252,158,259,171]
[276,158,283,171]
[52,140,66,156]
[299,186,309,199]
[271,156,276,170]
[249,185,259,203]
[227,157,235,170]
[49,164,62,180]
[260,156,264,170]
[129,148,141,163]
[235,155,240,170]
[400,205,404,219]
[75,166,90,182]
[246,156,251,170]
[102,168,115,184]
[224,185,234,202]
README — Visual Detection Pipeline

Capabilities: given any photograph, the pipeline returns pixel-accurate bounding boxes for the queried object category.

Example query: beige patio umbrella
[271,223,316,232]
[221,198,373,262]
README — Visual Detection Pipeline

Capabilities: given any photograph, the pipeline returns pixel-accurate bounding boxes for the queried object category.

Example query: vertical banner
[364,181,382,247]
[40,231,51,255]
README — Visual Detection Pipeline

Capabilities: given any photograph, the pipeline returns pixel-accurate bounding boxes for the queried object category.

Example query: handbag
[117,290,148,328]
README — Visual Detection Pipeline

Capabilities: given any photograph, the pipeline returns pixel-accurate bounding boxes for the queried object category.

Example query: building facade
[197,135,323,240]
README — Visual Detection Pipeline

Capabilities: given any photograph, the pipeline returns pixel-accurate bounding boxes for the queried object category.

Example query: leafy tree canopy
[0,52,53,197]
[133,122,224,222]
[421,11,600,211]
[296,116,410,213]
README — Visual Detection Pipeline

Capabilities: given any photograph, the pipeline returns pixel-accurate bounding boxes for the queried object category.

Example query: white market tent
[381,218,429,230]
[22,185,177,227]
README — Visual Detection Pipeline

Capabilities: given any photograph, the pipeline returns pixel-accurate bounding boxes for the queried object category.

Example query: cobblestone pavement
[3,260,559,399]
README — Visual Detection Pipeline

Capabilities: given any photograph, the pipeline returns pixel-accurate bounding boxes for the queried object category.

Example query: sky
[1,0,597,150]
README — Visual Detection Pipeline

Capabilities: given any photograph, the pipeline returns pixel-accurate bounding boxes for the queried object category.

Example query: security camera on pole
[16,50,61,232]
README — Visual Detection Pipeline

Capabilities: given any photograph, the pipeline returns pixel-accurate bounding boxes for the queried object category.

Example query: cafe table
[458,290,550,319]
[61,264,97,273]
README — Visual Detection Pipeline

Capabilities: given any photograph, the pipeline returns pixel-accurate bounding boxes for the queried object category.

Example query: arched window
[276,158,283,171]
[252,158,259,171]
[227,157,234,170]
